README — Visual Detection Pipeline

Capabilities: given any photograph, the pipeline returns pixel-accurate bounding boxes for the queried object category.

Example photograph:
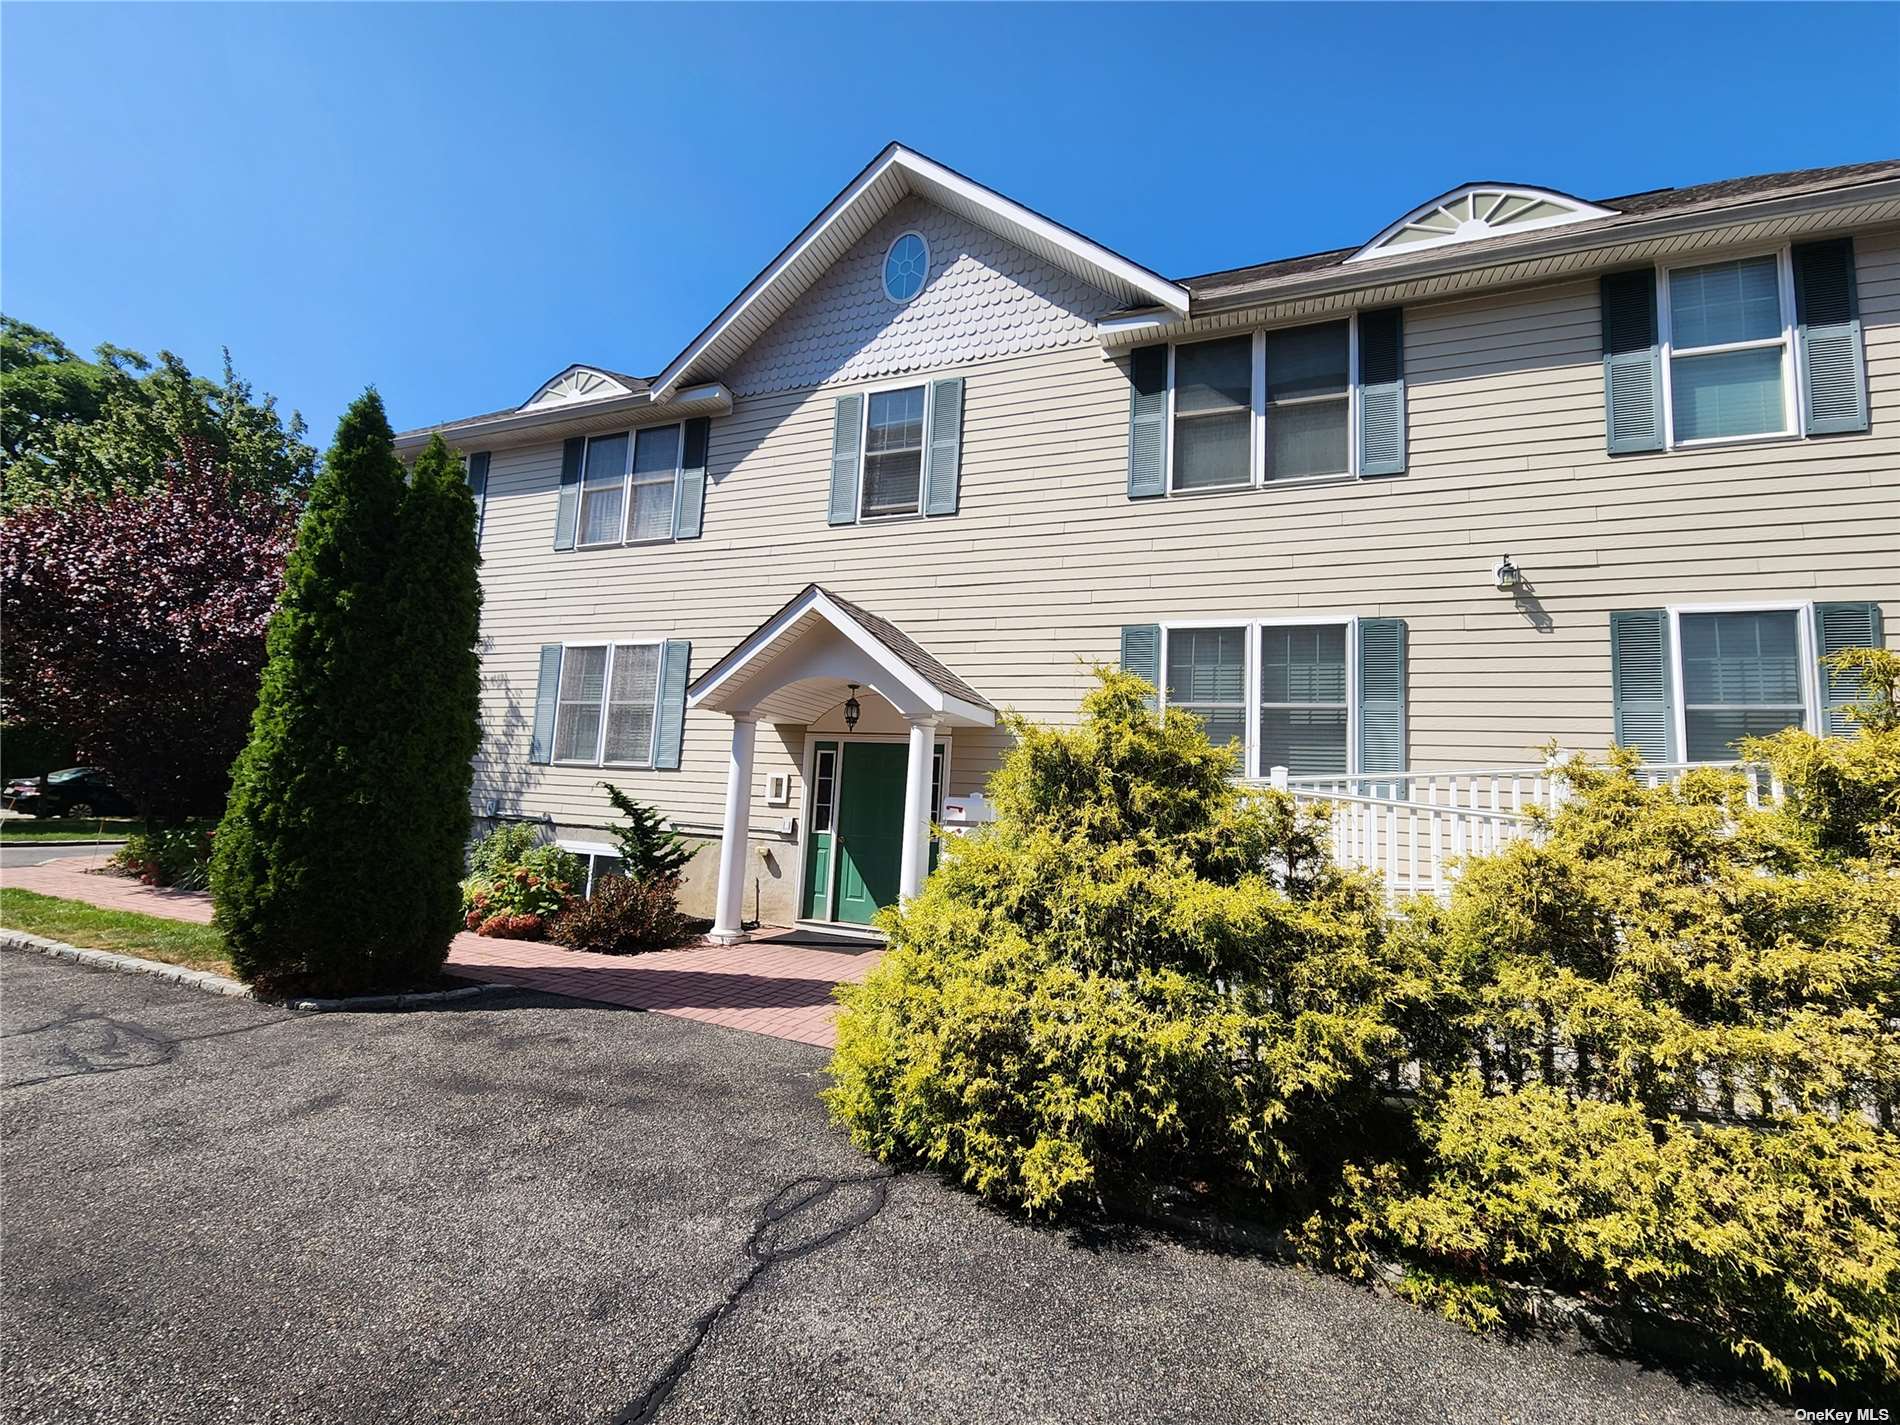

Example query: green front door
[832,742,907,925]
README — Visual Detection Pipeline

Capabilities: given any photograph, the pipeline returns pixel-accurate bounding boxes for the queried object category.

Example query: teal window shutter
[828,393,863,526]
[653,640,691,769]
[1126,345,1168,498]
[1355,619,1407,776]
[924,377,964,516]
[1792,239,1869,436]
[1814,601,1884,736]
[554,438,583,549]
[1356,308,1406,476]
[1120,624,1161,709]
[530,644,563,764]
[675,418,710,539]
[467,451,490,548]
[1609,610,1675,762]
[1600,270,1664,454]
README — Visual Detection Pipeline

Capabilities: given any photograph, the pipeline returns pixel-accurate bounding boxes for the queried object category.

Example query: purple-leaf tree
[1,444,299,819]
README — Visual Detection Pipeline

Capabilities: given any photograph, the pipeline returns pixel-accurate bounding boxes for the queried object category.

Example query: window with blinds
[1258,624,1349,775]
[553,645,610,762]
[551,643,663,766]
[628,426,681,544]
[1165,626,1247,749]
[1679,610,1806,759]
[578,434,629,547]
[1666,255,1791,443]
[861,386,927,517]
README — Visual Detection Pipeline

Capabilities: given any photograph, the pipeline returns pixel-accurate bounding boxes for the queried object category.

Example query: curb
[0,929,255,999]
[0,931,503,1014]
[0,839,129,848]
[282,984,497,1013]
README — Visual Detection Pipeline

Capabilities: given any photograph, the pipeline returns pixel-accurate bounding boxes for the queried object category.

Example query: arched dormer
[522,364,643,409]
[1346,184,1616,263]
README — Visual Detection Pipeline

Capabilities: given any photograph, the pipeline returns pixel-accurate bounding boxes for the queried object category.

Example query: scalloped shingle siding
[726,196,1119,398]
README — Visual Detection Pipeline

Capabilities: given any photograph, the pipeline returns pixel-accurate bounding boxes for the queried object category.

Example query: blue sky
[5,2,1897,445]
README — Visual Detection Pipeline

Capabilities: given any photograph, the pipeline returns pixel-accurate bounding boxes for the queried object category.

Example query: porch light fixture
[1493,554,1521,592]
[843,684,862,730]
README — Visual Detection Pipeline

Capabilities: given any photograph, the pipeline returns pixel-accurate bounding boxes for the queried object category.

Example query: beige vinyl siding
[472,221,1900,915]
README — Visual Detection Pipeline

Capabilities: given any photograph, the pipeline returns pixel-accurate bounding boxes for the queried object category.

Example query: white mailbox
[940,792,995,831]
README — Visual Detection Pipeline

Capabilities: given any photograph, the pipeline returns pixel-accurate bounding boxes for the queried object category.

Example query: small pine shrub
[599,783,694,880]
[547,873,689,956]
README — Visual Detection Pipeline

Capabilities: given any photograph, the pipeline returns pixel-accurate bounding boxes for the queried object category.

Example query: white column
[898,716,939,904]
[710,714,758,943]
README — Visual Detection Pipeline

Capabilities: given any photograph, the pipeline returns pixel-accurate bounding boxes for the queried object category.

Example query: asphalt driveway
[2,950,1777,1424]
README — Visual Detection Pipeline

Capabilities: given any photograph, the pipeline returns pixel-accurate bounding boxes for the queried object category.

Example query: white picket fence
[1260,759,1780,900]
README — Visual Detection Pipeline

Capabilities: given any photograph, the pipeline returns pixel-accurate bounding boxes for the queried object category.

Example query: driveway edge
[0,929,255,999]
[1,932,503,1013]
[1140,1200,1715,1368]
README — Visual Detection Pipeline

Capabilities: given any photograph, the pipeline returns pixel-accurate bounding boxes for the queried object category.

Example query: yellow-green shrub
[1357,1080,1900,1390]
[826,670,1428,1213]
[1419,748,1900,1127]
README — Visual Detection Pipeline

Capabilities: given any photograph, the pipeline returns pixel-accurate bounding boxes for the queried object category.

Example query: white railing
[1260,759,1782,900]
[1295,788,1531,900]
[1274,759,1783,813]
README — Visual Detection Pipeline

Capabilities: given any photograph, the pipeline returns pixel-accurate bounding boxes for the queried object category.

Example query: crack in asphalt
[612,1168,896,1425]
[3,1009,304,1090]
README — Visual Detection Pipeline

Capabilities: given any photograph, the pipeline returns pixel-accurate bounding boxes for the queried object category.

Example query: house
[395,144,1899,939]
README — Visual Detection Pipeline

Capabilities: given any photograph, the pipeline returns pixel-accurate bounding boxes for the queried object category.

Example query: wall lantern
[1493,554,1522,592]
[843,683,862,731]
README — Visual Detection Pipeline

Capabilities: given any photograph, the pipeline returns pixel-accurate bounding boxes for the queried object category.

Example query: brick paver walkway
[1,858,879,1048]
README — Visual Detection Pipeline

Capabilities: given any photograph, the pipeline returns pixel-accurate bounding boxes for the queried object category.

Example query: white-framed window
[557,842,626,898]
[1668,603,1818,762]
[1165,316,1372,492]
[1658,249,1798,447]
[1257,622,1350,775]
[577,434,629,547]
[576,425,684,547]
[859,384,928,519]
[552,641,663,767]
[1158,618,1359,778]
[810,747,838,833]
[883,230,929,304]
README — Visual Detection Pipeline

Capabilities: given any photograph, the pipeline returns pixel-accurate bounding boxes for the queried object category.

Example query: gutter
[394,382,733,455]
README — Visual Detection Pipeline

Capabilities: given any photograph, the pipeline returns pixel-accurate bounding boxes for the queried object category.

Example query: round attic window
[883,231,928,304]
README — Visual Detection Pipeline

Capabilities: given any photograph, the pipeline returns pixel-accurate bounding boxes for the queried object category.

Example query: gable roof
[687,582,994,727]
[650,143,1190,401]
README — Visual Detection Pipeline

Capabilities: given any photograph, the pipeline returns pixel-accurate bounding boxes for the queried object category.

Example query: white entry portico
[687,584,996,943]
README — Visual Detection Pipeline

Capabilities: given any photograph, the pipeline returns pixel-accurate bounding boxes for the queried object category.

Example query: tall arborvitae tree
[211,390,420,994]
[380,434,483,958]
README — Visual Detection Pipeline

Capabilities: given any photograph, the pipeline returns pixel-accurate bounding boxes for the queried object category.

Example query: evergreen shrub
[826,670,1422,1214]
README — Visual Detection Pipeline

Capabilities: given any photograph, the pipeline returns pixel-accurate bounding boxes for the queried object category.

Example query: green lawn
[0,888,232,976]
[0,816,144,843]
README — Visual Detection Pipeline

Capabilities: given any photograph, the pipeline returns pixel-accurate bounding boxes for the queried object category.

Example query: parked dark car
[2,767,136,819]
